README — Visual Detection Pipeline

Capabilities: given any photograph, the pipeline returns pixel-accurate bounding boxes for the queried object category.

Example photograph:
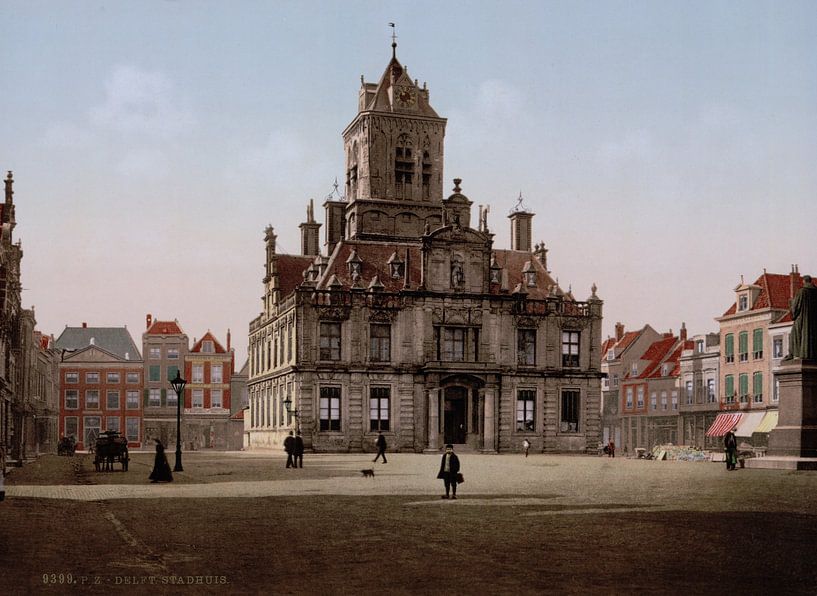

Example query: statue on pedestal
[786,275,817,361]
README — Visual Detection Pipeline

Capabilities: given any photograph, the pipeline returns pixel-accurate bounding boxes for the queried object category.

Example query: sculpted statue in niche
[451,259,465,288]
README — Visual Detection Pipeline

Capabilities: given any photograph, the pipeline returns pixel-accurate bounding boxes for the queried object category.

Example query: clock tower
[340,42,447,241]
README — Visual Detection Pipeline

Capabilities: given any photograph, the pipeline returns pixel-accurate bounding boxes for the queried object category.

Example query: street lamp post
[283,398,301,433]
[170,371,187,472]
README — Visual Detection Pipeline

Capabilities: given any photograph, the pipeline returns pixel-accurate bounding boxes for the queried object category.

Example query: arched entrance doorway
[443,386,468,444]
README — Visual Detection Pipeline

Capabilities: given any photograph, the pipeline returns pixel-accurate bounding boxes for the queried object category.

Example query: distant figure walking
[522,438,531,458]
[373,431,388,463]
[607,439,616,458]
[724,427,738,471]
[149,439,173,483]
[436,444,461,499]
[284,431,295,469]
[293,431,304,468]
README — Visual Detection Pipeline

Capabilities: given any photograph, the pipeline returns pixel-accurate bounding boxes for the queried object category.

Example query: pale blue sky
[2,1,816,362]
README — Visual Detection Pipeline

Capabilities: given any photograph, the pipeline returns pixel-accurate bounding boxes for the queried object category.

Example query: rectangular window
[560,389,580,433]
[631,363,638,376]
[320,386,341,431]
[671,390,678,410]
[106,372,120,384]
[66,372,79,384]
[739,373,749,403]
[650,391,656,410]
[319,322,342,361]
[562,331,580,367]
[126,372,139,384]
[167,347,179,359]
[707,379,716,403]
[369,387,390,431]
[739,295,748,311]
[192,389,204,408]
[166,388,177,407]
[441,327,466,361]
[65,416,78,439]
[773,378,780,402]
[192,364,204,384]
[65,390,79,409]
[166,365,179,383]
[211,364,223,384]
[126,417,139,442]
[773,336,784,359]
[753,371,763,403]
[148,389,161,407]
[661,391,668,411]
[625,387,633,409]
[517,329,536,365]
[211,389,223,408]
[685,381,693,405]
[85,390,100,409]
[738,331,749,362]
[725,375,735,403]
[637,387,644,408]
[516,389,535,431]
[106,390,120,410]
[149,365,160,382]
[612,374,619,388]
[106,416,120,433]
[149,347,161,359]
[370,324,391,362]
[202,340,214,353]
[84,416,101,447]
[86,372,99,384]
[752,328,763,359]
[126,390,139,409]
[725,334,734,363]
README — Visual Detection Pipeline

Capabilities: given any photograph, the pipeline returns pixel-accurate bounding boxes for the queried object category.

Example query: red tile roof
[230,408,247,421]
[278,255,315,297]
[638,336,678,379]
[601,338,616,359]
[190,331,227,354]
[146,320,184,335]
[491,250,556,299]
[601,330,640,360]
[721,271,809,317]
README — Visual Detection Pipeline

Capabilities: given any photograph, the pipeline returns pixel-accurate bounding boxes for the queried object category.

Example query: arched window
[394,134,413,199]
[347,142,358,199]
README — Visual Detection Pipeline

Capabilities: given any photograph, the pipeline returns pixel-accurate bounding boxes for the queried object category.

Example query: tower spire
[389,22,397,58]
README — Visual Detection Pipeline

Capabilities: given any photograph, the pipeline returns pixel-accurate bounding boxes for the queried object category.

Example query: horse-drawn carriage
[57,436,76,456]
[94,431,129,472]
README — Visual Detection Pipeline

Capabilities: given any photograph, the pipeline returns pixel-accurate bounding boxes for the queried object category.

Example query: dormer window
[631,363,638,376]
[346,249,363,279]
[387,251,404,279]
[661,363,670,376]
[696,340,704,353]
[738,294,749,311]
[203,340,214,353]
[522,261,536,287]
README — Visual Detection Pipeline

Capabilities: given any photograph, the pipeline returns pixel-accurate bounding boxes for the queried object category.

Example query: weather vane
[389,22,397,57]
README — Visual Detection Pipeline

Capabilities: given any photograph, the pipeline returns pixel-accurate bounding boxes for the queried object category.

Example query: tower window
[395,135,414,198]
[422,150,432,200]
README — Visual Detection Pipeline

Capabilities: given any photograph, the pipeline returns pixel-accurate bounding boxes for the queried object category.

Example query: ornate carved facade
[247,45,603,453]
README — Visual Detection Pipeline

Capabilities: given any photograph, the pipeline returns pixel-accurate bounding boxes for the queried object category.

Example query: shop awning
[705,413,743,437]
[755,410,779,433]
[735,412,765,437]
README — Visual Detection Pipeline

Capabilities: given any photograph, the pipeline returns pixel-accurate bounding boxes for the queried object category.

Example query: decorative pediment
[425,225,489,246]
[64,345,124,363]
[514,316,541,329]
[431,307,483,326]
[369,309,397,323]
[558,316,591,331]
[316,306,351,321]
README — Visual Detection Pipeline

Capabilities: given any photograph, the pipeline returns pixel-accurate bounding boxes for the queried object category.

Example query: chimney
[324,199,346,254]
[4,171,12,206]
[82,322,87,328]
[791,264,798,299]
[146,313,153,329]
[680,322,687,342]
[227,329,231,352]
[615,322,624,341]
[299,199,322,256]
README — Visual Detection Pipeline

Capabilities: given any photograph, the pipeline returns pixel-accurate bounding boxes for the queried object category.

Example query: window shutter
[739,332,748,354]
[725,335,734,357]
[143,389,149,407]
[725,375,734,397]
[754,372,763,395]
[160,388,166,407]
[739,374,748,396]
[753,329,763,352]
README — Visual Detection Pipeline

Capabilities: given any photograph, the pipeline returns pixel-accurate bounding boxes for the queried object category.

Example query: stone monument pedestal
[747,359,817,470]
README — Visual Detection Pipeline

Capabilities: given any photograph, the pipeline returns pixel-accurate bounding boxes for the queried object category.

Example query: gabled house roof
[721,271,808,318]
[365,55,440,118]
[278,255,316,296]
[637,335,678,379]
[190,331,227,354]
[145,320,185,335]
[54,326,142,361]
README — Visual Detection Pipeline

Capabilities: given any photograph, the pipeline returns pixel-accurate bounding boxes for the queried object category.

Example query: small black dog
[360,468,375,478]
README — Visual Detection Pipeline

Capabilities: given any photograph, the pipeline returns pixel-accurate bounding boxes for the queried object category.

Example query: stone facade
[247,45,603,454]
[678,333,721,449]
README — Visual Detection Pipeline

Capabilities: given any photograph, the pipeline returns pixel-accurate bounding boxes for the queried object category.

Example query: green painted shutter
[754,372,763,396]
[753,329,763,353]
[739,374,748,397]
[739,332,748,355]
[725,375,734,398]
[725,334,734,357]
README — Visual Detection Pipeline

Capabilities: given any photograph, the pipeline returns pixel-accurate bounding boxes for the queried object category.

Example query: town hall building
[246,43,603,453]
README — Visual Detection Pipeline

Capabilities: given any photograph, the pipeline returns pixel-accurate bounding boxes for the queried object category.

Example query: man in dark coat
[293,431,304,468]
[373,431,388,463]
[787,275,817,360]
[283,431,295,469]
[724,427,738,471]
[436,444,460,499]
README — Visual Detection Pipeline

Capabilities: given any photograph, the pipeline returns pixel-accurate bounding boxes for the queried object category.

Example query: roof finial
[389,22,397,58]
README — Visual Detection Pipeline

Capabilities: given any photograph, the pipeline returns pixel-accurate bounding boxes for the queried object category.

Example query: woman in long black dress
[149,439,173,483]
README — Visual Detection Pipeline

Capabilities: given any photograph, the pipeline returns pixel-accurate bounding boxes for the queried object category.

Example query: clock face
[397,88,416,107]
